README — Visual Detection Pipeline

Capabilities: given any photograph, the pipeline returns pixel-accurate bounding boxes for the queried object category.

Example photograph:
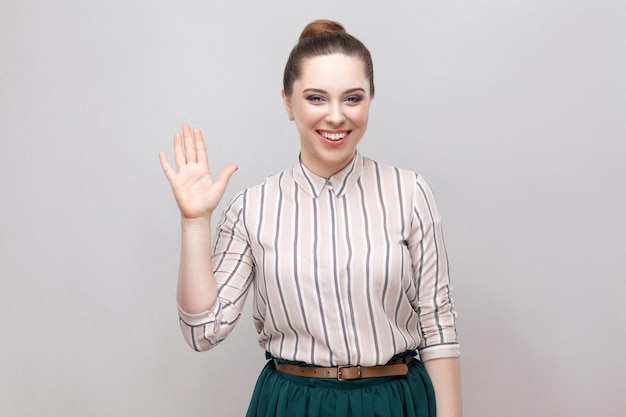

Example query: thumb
[216,164,238,186]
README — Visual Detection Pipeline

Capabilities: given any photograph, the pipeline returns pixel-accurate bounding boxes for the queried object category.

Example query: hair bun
[299,19,346,42]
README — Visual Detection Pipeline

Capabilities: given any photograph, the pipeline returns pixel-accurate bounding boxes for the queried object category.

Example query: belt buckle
[337,365,361,380]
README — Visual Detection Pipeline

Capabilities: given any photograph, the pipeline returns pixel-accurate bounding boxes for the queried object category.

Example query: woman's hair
[283,19,375,98]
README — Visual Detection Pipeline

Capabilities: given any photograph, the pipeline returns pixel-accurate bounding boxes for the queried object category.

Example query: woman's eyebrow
[302,87,366,94]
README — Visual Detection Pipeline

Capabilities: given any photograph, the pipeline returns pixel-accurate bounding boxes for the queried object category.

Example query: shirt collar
[292,151,364,199]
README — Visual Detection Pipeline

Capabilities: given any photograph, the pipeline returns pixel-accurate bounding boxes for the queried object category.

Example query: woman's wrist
[180,214,213,228]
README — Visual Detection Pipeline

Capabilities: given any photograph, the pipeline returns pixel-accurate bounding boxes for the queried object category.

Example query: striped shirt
[178,152,459,366]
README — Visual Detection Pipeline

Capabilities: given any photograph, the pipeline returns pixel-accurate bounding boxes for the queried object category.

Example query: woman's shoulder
[228,165,293,201]
[360,156,439,205]
[361,155,423,183]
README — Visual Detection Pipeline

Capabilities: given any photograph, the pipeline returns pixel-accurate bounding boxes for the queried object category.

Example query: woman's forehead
[296,54,369,92]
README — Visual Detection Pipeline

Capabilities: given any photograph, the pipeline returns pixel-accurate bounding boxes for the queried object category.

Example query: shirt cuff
[418,343,461,362]
[178,301,220,326]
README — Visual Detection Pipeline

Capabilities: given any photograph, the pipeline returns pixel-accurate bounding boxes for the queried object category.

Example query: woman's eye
[345,95,363,104]
[305,95,326,103]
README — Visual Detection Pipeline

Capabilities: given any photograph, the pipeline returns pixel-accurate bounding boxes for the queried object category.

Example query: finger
[173,133,185,171]
[182,124,197,163]
[215,164,239,188]
[193,127,209,167]
[159,151,176,183]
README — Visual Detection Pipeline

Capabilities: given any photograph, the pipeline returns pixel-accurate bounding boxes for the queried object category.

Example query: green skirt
[246,358,436,417]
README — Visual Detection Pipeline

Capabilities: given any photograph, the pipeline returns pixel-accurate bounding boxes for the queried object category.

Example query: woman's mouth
[319,130,349,143]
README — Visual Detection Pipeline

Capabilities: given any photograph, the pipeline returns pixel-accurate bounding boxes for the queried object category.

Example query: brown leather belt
[274,358,411,380]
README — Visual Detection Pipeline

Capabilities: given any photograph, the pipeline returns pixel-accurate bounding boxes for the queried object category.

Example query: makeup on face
[284,54,372,178]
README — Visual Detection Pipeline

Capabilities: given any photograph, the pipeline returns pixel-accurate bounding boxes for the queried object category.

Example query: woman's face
[282,53,372,178]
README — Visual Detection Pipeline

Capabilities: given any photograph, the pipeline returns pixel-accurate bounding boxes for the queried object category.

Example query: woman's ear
[281,90,294,121]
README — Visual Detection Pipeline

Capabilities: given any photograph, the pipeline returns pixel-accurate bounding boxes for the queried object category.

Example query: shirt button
[207,312,215,318]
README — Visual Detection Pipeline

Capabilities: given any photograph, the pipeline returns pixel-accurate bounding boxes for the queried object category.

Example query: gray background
[1,0,624,416]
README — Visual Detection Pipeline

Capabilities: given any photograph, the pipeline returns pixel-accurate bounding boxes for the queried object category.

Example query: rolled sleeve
[178,301,222,351]
[418,343,461,362]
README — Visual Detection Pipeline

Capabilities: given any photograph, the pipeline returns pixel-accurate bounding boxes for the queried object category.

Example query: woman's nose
[325,103,345,125]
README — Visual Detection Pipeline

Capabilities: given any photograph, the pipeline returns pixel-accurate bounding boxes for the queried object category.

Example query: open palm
[159,125,237,219]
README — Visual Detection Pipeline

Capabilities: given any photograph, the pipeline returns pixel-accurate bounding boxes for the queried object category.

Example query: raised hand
[159,125,237,220]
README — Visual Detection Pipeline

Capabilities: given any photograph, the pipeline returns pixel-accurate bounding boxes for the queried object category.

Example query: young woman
[159,19,462,417]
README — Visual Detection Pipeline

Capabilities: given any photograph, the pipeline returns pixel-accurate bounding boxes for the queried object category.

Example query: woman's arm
[424,357,463,417]
[176,216,219,313]
[159,125,237,313]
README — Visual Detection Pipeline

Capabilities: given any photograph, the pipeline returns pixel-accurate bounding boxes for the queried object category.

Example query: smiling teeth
[321,132,348,141]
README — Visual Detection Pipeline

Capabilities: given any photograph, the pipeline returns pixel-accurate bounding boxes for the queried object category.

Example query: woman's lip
[317,130,350,146]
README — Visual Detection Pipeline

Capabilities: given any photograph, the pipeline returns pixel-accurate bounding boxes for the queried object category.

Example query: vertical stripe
[272,172,299,359]
[357,179,381,364]
[328,183,351,363]
[291,183,316,363]
[256,182,285,353]
[374,162,396,353]
[341,194,360,364]
[312,194,333,365]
